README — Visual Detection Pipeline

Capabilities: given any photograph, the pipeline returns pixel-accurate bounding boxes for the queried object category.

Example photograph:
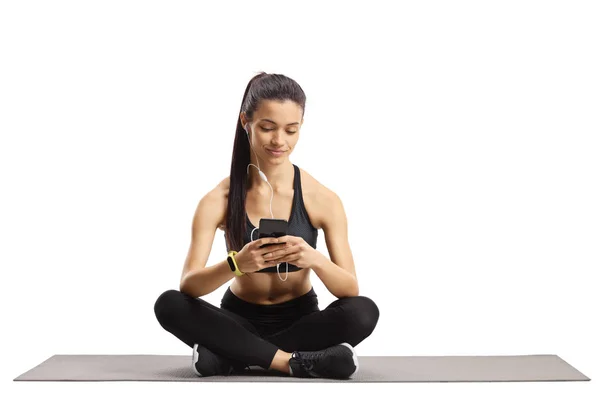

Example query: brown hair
[225,72,306,252]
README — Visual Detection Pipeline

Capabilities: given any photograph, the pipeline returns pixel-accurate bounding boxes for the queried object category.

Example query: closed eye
[262,128,296,134]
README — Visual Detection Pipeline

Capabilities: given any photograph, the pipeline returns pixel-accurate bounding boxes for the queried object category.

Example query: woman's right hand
[234,237,289,274]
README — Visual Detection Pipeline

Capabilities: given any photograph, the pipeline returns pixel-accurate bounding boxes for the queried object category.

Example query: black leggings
[153,286,380,370]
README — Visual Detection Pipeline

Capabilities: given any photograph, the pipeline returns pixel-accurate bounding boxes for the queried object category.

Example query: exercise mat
[13,354,590,382]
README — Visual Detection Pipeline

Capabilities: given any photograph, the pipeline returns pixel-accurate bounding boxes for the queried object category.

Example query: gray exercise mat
[13,354,590,382]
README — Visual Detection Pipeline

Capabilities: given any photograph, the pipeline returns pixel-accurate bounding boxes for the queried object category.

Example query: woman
[154,72,379,379]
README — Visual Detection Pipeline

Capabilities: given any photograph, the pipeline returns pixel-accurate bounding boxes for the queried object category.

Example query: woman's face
[242,99,303,162]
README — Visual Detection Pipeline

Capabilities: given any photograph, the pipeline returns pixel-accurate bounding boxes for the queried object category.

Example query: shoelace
[294,350,326,371]
[196,345,251,375]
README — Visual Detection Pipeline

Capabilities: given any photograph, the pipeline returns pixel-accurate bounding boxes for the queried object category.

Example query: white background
[1,0,598,399]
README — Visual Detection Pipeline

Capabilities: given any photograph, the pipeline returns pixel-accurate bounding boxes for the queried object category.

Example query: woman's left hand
[265,235,326,270]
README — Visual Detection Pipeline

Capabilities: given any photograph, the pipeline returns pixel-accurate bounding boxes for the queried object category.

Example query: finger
[266,253,290,266]
[259,237,280,250]
[272,247,298,263]
[273,254,298,265]
[263,251,275,262]
[264,246,288,262]
[262,243,285,257]
[271,243,289,251]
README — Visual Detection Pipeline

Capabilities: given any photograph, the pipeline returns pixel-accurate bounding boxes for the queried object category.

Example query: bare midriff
[218,167,321,305]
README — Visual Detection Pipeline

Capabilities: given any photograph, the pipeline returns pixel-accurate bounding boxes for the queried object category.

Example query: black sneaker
[288,342,359,379]
[192,343,250,377]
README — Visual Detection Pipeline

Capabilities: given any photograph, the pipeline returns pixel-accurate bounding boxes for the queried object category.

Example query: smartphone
[258,218,288,248]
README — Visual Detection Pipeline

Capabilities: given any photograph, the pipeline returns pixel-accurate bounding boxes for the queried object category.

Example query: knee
[348,296,380,334]
[154,289,187,326]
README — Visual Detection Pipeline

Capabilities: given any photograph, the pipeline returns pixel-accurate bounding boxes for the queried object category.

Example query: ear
[240,112,247,129]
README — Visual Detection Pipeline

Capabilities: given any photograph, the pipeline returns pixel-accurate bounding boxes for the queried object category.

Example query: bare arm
[180,258,235,298]
[179,183,233,297]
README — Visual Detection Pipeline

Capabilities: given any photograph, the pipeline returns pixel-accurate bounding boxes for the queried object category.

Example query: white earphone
[245,123,289,282]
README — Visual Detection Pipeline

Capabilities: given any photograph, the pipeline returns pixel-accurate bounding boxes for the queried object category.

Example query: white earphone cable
[246,125,289,281]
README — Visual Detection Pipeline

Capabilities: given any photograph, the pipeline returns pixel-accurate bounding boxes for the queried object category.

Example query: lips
[267,148,286,157]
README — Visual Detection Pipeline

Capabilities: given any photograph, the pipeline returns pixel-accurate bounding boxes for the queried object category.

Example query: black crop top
[225,164,318,273]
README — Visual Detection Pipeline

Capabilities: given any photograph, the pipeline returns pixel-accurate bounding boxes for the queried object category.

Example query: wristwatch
[227,251,244,276]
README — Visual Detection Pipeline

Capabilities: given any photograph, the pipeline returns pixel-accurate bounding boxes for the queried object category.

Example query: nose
[271,130,285,145]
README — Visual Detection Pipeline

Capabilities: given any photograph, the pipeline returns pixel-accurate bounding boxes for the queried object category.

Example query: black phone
[258,218,288,248]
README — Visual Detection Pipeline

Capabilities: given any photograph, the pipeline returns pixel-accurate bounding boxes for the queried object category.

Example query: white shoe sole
[192,343,203,377]
[340,342,359,377]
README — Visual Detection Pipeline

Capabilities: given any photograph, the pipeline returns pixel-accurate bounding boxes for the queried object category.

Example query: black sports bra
[225,164,318,273]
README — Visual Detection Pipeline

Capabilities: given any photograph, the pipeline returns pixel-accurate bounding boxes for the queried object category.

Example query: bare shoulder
[297,167,338,230]
[298,166,335,199]
[212,169,338,231]
[211,176,231,231]
[215,176,230,193]
[205,176,228,201]
[188,177,228,234]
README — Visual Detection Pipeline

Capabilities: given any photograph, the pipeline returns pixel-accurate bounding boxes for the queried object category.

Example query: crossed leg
[154,289,379,373]
[261,295,380,372]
